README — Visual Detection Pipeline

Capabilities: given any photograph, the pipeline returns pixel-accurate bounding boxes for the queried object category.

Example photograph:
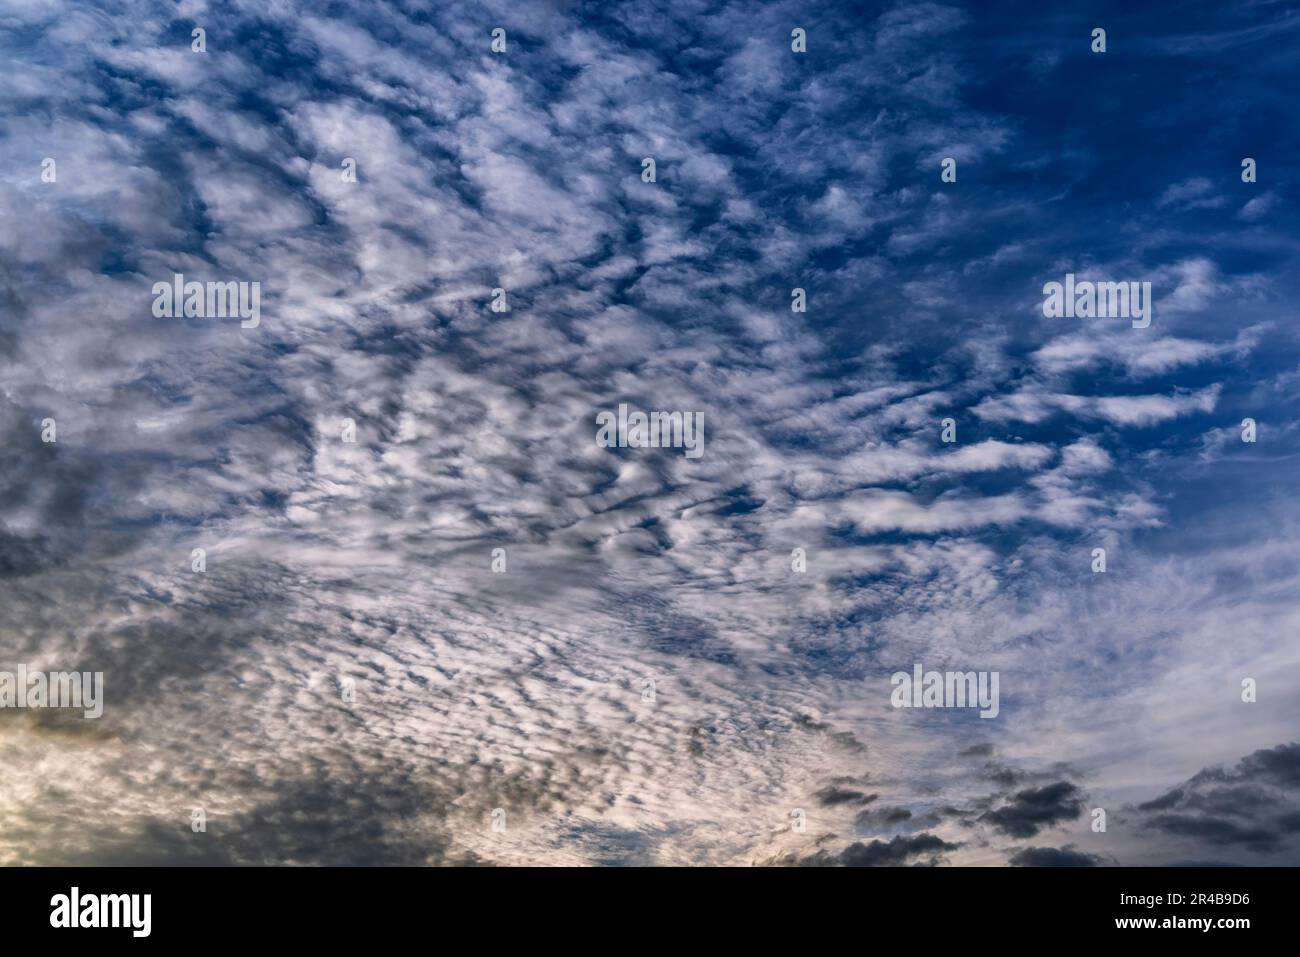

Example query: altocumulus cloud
[0,0,1298,865]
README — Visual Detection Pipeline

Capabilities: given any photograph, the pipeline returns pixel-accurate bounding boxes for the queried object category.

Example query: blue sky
[1,0,1298,865]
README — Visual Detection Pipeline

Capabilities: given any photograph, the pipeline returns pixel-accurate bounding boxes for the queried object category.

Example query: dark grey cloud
[1233,742,1300,788]
[32,769,484,866]
[1131,743,1300,859]
[1137,788,1185,812]
[854,805,915,827]
[981,781,1085,839]
[1143,815,1280,853]
[786,833,959,867]
[1008,844,1103,868]
[814,786,876,807]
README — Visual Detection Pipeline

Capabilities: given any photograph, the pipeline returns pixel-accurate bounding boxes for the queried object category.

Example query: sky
[1,0,1298,866]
